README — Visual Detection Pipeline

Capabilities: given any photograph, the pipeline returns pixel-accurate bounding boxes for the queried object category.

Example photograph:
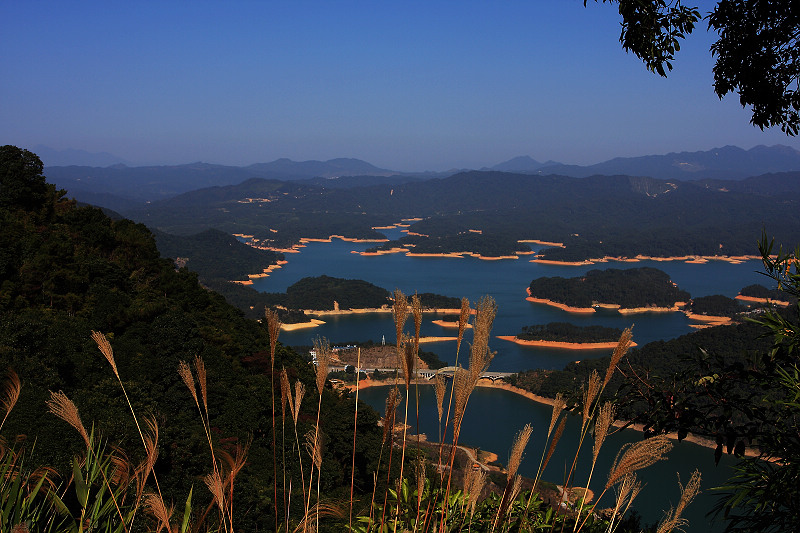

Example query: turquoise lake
[249,228,765,530]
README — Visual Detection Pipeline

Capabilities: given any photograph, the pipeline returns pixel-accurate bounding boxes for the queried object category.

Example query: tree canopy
[597,0,800,134]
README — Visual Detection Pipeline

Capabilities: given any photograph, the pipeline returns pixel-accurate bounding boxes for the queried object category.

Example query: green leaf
[181,486,194,533]
[73,458,89,508]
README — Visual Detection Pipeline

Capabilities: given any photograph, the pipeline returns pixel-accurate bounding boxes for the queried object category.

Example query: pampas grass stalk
[280,369,291,533]
[178,357,234,533]
[440,296,496,532]
[434,373,446,443]
[92,331,165,509]
[604,474,642,533]
[438,298,471,475]
[309,336,330,531]
[289,379,308,509]
[576,434,673,533]
[378,387,401,533]
[266,307,282,533]
[563,328,632,512]
[654,470,701,533]
[47,391,130,532]
[348,347,362,531]
[394,338,416,533]
[0,368,21,433]
[492,424,533,532]
[573,401,616,531]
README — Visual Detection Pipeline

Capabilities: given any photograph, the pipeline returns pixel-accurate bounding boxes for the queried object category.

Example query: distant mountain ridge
[44,144,800,209]
[531,144,800,180]
[34,145,131,167]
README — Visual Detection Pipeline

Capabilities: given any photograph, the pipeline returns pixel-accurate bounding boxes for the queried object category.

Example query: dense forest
[686,294,745,317]
[516,322,624,343]
[260,275,392,310]
[0,146,389,531]
[117,170,800,261]
[505,319,775,416]
[153,227,283,281]
[740,283,798,302]
[527,267,691,308]
[257,277,461,313]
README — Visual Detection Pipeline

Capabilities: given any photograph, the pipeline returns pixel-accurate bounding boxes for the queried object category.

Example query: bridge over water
[328,365,514,382]
[418,366,514,382]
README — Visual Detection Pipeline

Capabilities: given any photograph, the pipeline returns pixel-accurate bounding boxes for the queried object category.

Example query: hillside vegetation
[527,267,690,308]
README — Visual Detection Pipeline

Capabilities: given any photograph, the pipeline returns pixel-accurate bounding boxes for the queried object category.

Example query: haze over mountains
[42,144,800,209]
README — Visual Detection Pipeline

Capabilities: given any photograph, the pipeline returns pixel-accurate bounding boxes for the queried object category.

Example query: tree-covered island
[256,276,461,321]
[516,322,624,343]
[527,267,690,310]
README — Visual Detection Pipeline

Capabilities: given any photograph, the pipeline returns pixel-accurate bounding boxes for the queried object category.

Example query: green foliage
[153,228,283,281]
[260,275,393,311]
[528,267,690,308]
[0,147,389,530]
[517,322,623,343]
[688,294,743,317]
[708,0,800,135]
[592,0,800,135]
[590,0,700,77]
[739,283,796,303]
[0,440,57,533]
[0,145,53,211]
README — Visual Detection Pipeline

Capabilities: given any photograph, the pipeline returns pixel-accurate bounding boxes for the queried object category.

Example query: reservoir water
[249,229,764,530]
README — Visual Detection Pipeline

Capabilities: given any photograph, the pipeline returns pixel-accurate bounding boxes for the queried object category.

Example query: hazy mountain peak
[36,145,130,167]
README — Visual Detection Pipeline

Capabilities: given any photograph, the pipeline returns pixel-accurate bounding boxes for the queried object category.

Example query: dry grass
[46,390,89,448]
[313,337,331,395]
[91,330,118,378]
[456,297,471,356]
[144,492,173,533]
[392,289,409,349]
[434,374,446,424]
[581,370,602,426]
[593,401,616,461]
[507,423,533,481]
[292,380,306,425]
[548,392,566,438]
[606,435,673,489]
[280,368,291,421]
[265,307,282,366]
[543,417,566,475]
[604,327,633,387]
[656,470,701,533]
[0,369,21,432]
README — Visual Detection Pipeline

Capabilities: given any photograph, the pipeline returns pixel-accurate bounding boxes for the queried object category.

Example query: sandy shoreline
[525,296,596,313]
[432,319,473,329]
[530,254,762,266]
[497,335,637,350]
[525,288,683,315]
[735,294,791,307]
[283,308,468,330]
[281,319,326,331]
[684,312,732,325]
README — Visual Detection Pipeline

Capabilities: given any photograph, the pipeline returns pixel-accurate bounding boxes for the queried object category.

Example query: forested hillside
[123,170,800,261]
[0,146,385,530]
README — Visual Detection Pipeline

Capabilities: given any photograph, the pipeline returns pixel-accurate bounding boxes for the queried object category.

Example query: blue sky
[2,0,798,170]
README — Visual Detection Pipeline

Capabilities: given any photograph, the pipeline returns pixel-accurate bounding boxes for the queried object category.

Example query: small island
[261,276,462,328]
[527,267,690,312]
[736,283,795,307]
[498,322,636,350]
